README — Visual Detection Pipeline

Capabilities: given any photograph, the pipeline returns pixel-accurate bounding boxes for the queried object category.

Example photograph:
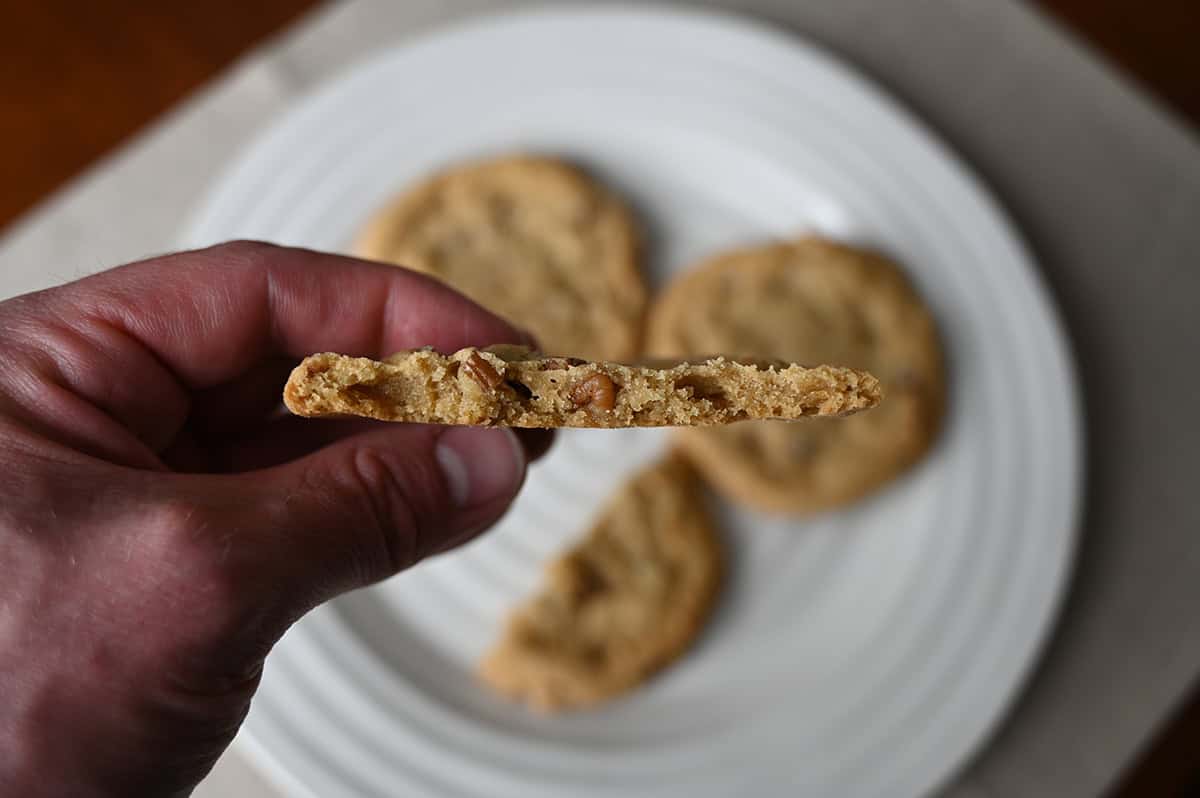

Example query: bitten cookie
[354,155,646,360]
[478,456,722,712]
[283,344,880,428]
[648,236,945,513]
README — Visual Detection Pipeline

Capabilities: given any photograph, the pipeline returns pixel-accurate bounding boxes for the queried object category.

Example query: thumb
[247,423,527,604]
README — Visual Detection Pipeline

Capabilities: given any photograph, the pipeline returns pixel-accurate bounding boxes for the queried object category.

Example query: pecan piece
[569,373,617,412]
[463,351,504,391]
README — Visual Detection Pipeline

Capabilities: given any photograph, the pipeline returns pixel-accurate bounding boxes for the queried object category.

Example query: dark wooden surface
[0,0,322,228]
[0,1,1196,795]
[1037,0,1200,131]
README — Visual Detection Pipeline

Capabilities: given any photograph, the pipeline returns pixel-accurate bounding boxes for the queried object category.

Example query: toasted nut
[463,352,504,391]
[570,373,617,412]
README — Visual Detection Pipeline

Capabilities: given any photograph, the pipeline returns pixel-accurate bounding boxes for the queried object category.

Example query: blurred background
[0,2,1197,796]
[1,1,1199,235]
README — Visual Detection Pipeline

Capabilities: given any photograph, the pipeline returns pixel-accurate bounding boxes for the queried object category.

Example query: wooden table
[1,2,1196,795]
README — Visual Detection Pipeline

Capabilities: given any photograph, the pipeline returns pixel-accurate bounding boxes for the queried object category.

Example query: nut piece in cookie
[478,457,722,711]
[569,372,618,415]
[462,351,504,391]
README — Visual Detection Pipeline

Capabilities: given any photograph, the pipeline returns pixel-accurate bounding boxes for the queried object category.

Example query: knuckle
[210,239,279,262]
[139,497,243,624]
[343,445,447,576]
[143,496,211,556]
[195,240,282,279]
[135,495,276,684]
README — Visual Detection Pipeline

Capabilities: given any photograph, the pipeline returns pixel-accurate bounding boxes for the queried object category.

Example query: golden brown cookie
[354,155,646,360]
[478,456,722,712]
[648,237,944,513]
[283,344,880,428]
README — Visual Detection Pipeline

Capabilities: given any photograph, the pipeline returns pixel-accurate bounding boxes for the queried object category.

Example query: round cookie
[647,237,945,514]
[479,456,722,712]
[355,155,646,361]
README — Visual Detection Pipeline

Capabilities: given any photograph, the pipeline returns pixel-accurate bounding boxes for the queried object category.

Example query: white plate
[184,6,1082,797]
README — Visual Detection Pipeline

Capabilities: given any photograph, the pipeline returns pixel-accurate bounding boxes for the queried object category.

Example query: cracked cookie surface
[354,155,646,360]
[648,236,945,513]
[283,344,881,429]
[478,456,722,712]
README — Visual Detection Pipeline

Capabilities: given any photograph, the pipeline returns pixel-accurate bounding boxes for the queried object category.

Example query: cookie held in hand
[283,344,881,428]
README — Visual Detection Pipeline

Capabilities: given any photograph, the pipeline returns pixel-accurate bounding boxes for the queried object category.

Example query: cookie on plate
[479,456,722,712]
[355,155,646,360]
[283,344,880,428]
[647,236,944,513]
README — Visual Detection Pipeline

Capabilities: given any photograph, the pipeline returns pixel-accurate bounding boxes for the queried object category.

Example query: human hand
[0,242,551,796]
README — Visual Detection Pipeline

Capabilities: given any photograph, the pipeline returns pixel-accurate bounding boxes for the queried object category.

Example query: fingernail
[435,427,527,509]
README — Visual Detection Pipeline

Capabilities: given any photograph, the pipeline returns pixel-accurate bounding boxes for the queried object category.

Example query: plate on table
[184,6,1082,797]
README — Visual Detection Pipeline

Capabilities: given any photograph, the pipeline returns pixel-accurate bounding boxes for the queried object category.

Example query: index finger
[57,240,531,389]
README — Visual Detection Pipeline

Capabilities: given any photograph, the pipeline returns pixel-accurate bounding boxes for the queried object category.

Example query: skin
[0,241,552,797]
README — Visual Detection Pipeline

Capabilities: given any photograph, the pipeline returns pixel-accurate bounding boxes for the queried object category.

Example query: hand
[0,241,552,797]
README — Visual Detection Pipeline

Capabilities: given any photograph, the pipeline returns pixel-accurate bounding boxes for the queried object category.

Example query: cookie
[478,456,722,711]
[283,344,881,428]
[647,237,944,513]
[354,155,646,360]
